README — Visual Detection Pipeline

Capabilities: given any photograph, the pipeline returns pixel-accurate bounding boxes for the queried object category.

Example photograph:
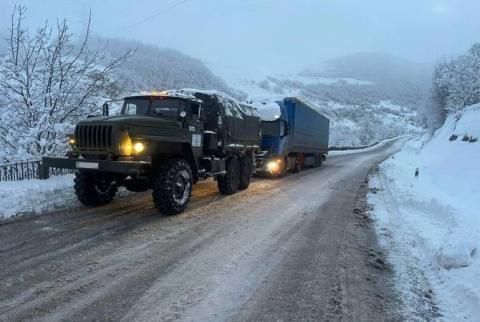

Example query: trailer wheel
[238,154,253,190]
[293,160,302,173]
[74,171,117,206]
[316,155,326,167]
[152,159,192,215]
[218,156,240,195]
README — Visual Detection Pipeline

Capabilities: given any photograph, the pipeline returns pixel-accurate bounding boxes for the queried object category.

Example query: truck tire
[238,154,253,190]
[74,171,117,206]
[317,156,324,167]
[317,155,327,167]
[152,159,193,215]
[218,156,240,195]
[293,160,302,173]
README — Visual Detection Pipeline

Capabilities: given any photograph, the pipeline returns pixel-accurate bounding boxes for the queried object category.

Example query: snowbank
[0,175,77,220]
[0,174,136,221]
[369,104,480,321]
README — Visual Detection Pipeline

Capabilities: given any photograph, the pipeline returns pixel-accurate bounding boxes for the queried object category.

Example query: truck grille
[254,150,268,170]
[75,125,113,149]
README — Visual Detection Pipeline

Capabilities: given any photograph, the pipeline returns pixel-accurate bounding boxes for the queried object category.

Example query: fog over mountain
[89,37,236,97]
[310,53,432,83]
[2,0,479,74]
[302,52,433,107]
[211,52,429,146]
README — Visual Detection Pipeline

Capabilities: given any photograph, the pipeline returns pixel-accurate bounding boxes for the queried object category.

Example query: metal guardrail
[328,142,381,151]
[328,136,398,151]
[0,159,75,182]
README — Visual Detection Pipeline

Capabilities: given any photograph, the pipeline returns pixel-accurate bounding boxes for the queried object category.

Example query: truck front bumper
[40,157,151,179]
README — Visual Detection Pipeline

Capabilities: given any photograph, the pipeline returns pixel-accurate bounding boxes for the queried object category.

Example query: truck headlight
[266,160,280,173]
[119,132,132,156]
[68,135,76,147]
[133,142,145,153]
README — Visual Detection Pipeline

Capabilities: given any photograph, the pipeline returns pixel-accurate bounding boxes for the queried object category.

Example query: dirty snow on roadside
[0,175,135,221]
[368,104,480,321]
[0,175,77,220]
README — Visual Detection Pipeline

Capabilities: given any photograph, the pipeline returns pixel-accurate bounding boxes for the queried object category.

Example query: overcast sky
[1,0,479,75]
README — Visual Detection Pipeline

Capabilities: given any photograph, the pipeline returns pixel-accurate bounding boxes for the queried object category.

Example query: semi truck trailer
[255,97,330,175]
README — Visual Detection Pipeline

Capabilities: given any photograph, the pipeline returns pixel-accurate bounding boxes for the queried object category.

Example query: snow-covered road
[0,138,416,321]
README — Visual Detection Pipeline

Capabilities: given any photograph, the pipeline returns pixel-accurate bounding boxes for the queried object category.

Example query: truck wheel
[316,156,323,167]
[293,160,302,173]
[152,159,193,215]
[238,155,253,190]
[74,171,117,206]
[218,156,240,195]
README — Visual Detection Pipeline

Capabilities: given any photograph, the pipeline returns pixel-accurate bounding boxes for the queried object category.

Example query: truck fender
[180,143,199,181]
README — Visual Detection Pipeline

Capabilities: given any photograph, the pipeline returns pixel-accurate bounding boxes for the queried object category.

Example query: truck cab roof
[125,89,259,119]
[125,91,203,104]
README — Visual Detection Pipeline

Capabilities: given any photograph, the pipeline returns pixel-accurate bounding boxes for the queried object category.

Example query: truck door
[187,101,203,158]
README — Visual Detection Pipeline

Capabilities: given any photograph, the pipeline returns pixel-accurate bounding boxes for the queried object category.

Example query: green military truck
[42,89,261,215]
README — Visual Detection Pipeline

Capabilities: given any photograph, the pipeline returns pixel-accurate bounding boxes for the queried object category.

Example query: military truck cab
[42,89,261,215]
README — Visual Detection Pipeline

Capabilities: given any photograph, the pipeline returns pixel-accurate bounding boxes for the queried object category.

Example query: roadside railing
[329,136,398,151]
[0,159,74,182]
[329,141,381,151]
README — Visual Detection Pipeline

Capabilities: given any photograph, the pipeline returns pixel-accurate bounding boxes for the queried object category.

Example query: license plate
[76,161,99,169]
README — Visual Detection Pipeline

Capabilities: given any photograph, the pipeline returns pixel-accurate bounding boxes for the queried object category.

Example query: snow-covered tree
[89,36,237,97]
[433,43,480,114]
[0,6,132,162]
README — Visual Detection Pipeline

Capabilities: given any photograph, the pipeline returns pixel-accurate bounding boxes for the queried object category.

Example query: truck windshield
[122,98,150,115]
[261,119,285,137]
[120,97,184,117]
[151,98,183,118]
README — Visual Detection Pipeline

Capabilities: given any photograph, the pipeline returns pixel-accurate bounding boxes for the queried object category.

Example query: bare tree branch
[0,5,132,161]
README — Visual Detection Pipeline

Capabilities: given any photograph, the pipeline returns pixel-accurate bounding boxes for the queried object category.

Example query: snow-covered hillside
[369,104,480,320]
[94,37,240,98]
[209,53,424,147]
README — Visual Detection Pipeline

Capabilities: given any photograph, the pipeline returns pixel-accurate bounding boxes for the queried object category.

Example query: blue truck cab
[255,97,330,175]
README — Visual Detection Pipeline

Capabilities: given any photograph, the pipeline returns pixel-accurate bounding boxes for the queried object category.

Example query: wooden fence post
[38,160,50,180]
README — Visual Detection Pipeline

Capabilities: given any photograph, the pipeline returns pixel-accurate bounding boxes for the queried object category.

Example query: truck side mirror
[282,120,289,136]
[102,103,109,116]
